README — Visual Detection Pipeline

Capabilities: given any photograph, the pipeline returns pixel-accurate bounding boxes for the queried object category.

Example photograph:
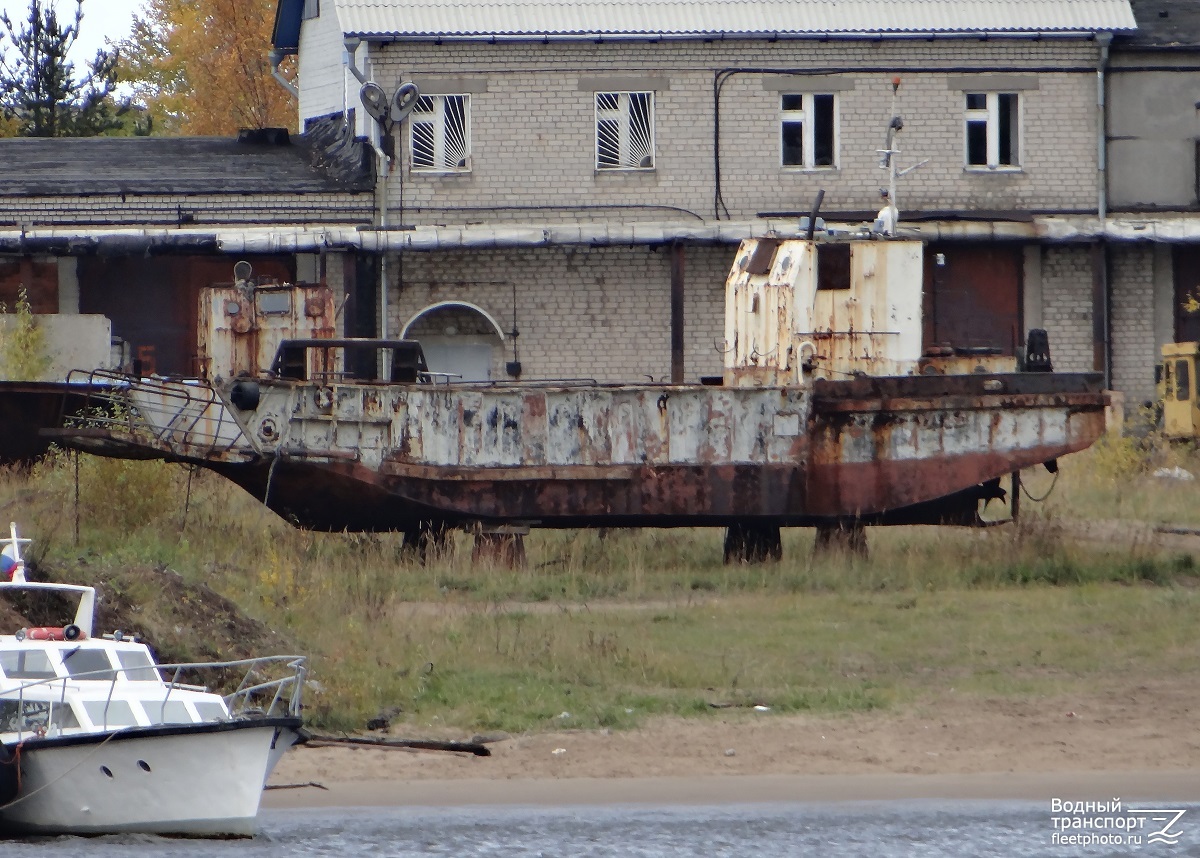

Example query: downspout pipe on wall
[1097,33,1111,223]
[1095,33,1112,388]
[374,147,390,339]
[354,40,391,340]
[268,49,300,100]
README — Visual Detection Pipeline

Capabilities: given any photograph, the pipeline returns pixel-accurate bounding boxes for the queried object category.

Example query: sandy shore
[266,681,1200,808]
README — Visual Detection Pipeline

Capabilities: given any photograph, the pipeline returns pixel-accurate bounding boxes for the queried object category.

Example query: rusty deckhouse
[51,221,1108,559]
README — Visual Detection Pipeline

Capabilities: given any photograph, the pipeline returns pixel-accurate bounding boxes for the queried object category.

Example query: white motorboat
[0,523,307,837]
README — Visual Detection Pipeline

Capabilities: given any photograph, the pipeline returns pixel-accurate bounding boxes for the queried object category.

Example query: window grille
[411,95,470,172]
[595,91,654,170]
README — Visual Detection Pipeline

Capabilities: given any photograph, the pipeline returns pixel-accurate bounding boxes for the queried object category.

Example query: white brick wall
[1039,245,1094,374]
[382,244,729,382]
[1110,244,1157,407]
[357,38,1101,224]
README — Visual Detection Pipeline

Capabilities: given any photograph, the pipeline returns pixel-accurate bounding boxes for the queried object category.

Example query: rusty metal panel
[924,244,1021,355]
[0,259,57,314]
[80,255,294,378]
[809,241,924,378]
[473,393,526,466]
[725,238,925,386]
[723,238,812,387]
[53,368,1109,528]
[546,389,615,466]
[200,283,335,380]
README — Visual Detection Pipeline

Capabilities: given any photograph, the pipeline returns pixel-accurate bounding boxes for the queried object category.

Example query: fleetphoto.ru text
[1050,799,1186,848]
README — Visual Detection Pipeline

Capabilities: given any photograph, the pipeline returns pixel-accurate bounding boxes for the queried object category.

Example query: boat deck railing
[59,369,249,459]
[0,654,306,740]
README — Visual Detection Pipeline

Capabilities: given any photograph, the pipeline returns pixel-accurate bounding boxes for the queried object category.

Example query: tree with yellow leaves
[118,0,295,136]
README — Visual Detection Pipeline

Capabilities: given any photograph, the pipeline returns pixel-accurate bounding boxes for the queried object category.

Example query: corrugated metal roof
[333,0,1137,38]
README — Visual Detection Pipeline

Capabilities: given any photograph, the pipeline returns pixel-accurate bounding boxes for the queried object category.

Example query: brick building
[3,0,1174,409]
[1105,0,1200,408]
[270,0,1136,387]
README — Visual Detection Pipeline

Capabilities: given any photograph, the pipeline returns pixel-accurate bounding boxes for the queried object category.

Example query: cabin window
[595,92,655,170]
[194,700,229,722]
[817,244,852,290]
[141,700,193,725]
[781,93,837,169]
[0,649,56,679]
[1176,359,1191,402]
[61,648,116,681]
[116,649,160,682]
[302,0,319,19]
[0,699,79,734]
[411,95,471,173]
[258,291,292,315]
[965,92,1020,169]
[82,699,138,729]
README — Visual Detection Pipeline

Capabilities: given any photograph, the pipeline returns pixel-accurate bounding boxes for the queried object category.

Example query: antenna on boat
[2,522,31,583]
[873,77,929,236]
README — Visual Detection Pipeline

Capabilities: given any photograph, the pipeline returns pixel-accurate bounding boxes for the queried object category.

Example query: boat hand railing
[2,655,307,739]
[61,369,247,458]
[2,677,74,741]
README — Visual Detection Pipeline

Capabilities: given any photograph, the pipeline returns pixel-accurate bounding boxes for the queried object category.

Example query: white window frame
[964,92,1020,170]
[780,93,838,170]
[410,94,471,174]
[594,91,655,171]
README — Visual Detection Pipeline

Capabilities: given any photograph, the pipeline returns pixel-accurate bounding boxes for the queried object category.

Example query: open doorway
[401,301,505,382]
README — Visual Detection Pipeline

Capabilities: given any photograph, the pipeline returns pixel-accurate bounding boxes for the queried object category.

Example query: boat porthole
[100,766,113,778]
[137,760,151,772]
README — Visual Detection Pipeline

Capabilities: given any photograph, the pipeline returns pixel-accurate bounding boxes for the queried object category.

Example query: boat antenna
[873,76,929,236]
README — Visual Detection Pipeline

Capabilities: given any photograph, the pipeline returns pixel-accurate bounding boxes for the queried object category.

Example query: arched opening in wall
[402,301,505,382]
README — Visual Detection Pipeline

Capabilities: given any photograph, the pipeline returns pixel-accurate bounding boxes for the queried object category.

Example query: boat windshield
[0,699,80,734]
[82,699,138,729]
[61,648,116,681]
[114,649,160,682]
[194,700,228,722]
[140,700,193,725]
[0,649,57,680]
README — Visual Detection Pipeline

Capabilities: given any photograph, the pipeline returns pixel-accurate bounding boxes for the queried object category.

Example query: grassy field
[2,431,1200,733]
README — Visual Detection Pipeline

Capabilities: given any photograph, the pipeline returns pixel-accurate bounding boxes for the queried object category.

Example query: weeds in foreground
[3,437,1200,731]
[0,286,51,381]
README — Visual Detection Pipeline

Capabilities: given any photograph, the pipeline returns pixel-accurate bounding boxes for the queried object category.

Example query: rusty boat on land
[45,225,1108,559]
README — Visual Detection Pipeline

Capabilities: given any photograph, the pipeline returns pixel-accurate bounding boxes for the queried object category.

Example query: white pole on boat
[5,521,30,583]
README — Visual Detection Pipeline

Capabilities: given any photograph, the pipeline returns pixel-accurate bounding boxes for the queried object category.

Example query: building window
[595,91,654,170]
[411,95,470,172]
[781,93,837,169]
[965,92,1019,169]
[302,0,319,19]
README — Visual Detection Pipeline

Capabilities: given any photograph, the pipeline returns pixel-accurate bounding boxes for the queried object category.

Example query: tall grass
[1,437,1199,732]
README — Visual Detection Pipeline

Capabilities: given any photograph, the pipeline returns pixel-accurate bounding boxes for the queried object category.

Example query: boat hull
[48,371,1109,531]
[0,718,301,837]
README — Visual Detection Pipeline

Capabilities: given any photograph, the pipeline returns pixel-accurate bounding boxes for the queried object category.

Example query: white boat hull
[0,718,301,836]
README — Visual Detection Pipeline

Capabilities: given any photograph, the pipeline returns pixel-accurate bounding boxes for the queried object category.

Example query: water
[3,801,1199,857]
